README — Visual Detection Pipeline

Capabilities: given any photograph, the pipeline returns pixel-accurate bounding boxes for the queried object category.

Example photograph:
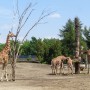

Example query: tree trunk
[85,55,88,69]
[75,62,80,74]
[87,55,90,74]
[11,52,16,81]
[74,17,80,74]
[11,58,15,81]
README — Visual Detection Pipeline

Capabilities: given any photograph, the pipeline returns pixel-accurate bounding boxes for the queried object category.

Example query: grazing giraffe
[0,31,16,81]
[51,55,67,75]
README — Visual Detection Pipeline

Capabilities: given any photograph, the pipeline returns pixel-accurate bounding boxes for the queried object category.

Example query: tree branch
[22,11,55,42]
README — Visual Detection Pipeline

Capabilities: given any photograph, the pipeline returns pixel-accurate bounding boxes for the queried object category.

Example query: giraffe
[66,57,73,74]
[0,31,16,81]
[80,49,90,65]
[51,55,67,75]
[81,49,90,73]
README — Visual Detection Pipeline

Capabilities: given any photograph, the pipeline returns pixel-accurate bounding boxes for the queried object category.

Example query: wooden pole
[11,49,16,81]
[87,54,90,74]
[85,55,88,69]
[74,17,80,74]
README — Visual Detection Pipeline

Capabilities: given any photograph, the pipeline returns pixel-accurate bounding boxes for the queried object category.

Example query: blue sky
[0,0,90,43]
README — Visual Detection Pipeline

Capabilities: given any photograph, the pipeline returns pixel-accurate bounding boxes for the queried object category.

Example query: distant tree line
[0,17,90,64]
[19,37,62,64]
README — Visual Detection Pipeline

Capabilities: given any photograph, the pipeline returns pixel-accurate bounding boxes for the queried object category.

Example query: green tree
[43,38,62,64]
[59,19,75,57]
[29,37,38,55]
[20,37,38,56]
[34,38,45,63]
[20,40,30,55]
[83,26,90,49]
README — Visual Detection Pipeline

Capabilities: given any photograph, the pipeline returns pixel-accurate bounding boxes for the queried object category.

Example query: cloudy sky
[0,0,90,43]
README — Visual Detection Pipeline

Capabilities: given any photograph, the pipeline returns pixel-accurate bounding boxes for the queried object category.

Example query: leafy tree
[35,38,45,63]
[20,40,30,55]
[43,38,62,64]
[59,19,75,57]
[20,37,38,56]
[29,37,38,55]
[83,26,90,49]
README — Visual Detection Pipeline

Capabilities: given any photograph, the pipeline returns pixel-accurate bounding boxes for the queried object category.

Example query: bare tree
[10,1,54,81]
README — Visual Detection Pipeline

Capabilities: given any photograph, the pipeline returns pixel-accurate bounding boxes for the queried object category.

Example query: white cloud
[49,12,61,18]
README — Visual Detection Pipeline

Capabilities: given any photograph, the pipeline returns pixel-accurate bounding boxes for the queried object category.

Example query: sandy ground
[0,62,90,90]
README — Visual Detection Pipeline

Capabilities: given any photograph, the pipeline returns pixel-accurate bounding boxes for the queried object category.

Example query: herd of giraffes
[0,31,90,81]
[51,50,90,75]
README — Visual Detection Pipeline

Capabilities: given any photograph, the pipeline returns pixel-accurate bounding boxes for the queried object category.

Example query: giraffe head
[8,31,16,37]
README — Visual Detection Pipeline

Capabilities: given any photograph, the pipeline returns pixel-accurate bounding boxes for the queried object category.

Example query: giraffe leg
[51,65,54,74]
[53,66,56,74]
[56,66,58,75]
[68,66,70,74]
[70,65,73,74]
[59,65,62,75]
[1,63,5,81]
[1,63,9,81]
[5,64,8,81]
[4,57,9,81]
[61,62,64,74]
[1,71,4,81]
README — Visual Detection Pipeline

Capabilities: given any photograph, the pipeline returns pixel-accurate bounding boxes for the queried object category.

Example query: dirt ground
[0,62,90,90]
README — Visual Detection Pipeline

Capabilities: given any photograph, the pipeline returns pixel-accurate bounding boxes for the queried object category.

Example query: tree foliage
[83,26,90,49]
[59,19,75,57]
[20,37,62,64]
[43,38,62,63]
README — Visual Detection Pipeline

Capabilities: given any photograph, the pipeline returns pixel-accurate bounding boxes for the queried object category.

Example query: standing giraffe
[81,49,90,74]
[0,31,16,81]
